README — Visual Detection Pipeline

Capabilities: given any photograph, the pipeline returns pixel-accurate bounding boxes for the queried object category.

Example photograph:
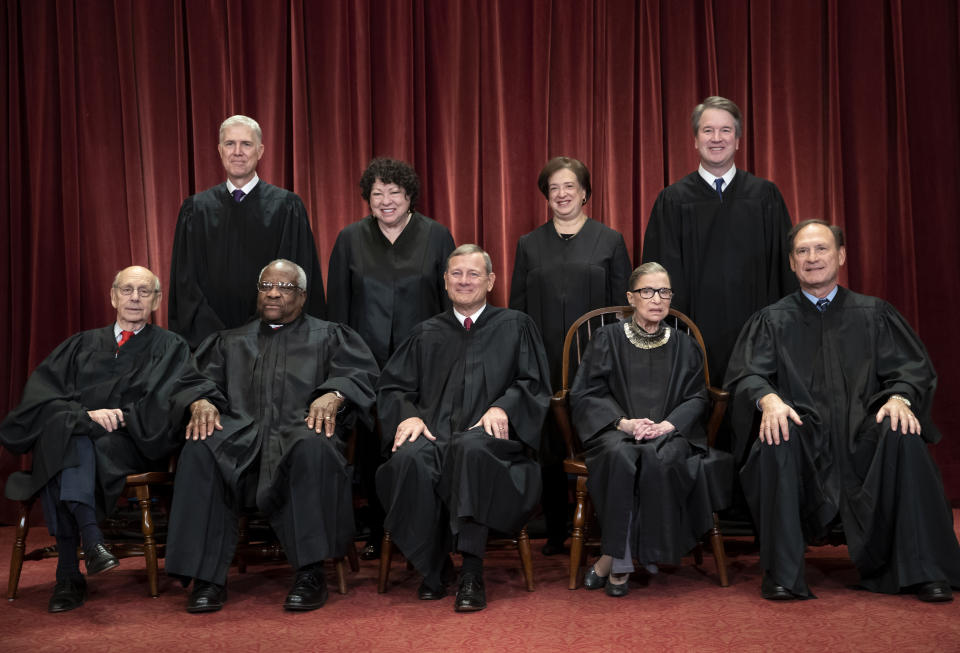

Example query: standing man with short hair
[169,114,326,349]
[643,96,796,391]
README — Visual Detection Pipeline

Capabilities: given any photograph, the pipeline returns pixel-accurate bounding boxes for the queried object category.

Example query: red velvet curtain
[3,0,960,522]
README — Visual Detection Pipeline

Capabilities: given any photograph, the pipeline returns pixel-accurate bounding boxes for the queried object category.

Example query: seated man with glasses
[164,259,379,613]
[726,219,960,602]
[376,244,551,612]
[0,266,215,613]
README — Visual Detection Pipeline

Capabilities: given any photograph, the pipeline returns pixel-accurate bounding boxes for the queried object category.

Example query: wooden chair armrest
[551,390,580,459]
[705,385,730,448]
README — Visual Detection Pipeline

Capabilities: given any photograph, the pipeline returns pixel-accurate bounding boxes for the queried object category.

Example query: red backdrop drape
[3,0,959,522]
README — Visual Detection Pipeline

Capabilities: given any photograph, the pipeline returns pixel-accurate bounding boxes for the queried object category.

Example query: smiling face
[369,179,412,228]
[444,253,495,316]
[218,124,264,187]
[694,107,740,176]
[257,262,307,324]
[546,168,586,222]
[626,271,672,332]
[789,223,846,297]
[110,266,161,331]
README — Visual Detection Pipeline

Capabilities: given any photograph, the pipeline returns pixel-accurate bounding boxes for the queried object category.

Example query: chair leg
[377,532,393,593]
[135,486,160,597]
[568,477,588,590]
[709,513,729,587]
[346,541,359,573]
[517,527,534,592]
[335,559,348,595]
[7,499,33,601]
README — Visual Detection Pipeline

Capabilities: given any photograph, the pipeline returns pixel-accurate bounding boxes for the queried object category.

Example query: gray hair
[259,259,307,291]
[691,96,743,138]
[219,115,263,144]
[447,244,493,275]
[628,262,670,290]
[788,219,845,250]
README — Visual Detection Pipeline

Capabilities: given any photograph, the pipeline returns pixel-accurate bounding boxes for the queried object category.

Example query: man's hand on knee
[186,399,222,441]
[87,408,125,432]
[392,417,434,452]
[877,395,921,436]
[758,393,802,445]
[473,407,509,439]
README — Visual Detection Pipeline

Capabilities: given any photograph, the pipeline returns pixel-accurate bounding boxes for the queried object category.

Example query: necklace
[623,320,670,349]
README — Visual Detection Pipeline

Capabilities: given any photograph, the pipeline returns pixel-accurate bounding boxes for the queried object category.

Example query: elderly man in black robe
[164,259,378,613]
[168,114,326,349]
[643,96,796,390]
[376,244,551,612]
[0,266,213,613]
[725,219,960,602]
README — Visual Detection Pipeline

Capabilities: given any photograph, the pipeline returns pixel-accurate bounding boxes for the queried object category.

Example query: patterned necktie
[118,330,134,346]
[464,317,473,331]
[232,188,245,202]
[714,178,724,199]
[816,298,831,312]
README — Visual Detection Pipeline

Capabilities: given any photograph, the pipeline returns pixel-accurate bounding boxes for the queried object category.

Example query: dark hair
[691,96,743,138]
[537,156,592,202]
[359,157,420,208]
[788,219,845,250]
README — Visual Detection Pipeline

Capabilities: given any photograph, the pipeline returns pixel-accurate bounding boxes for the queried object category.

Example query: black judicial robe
[327,213,455,367]
[190,314,378,508]
[510,218,632,393]
[168,182,326,349]
[642,170,796,386]
[0,324,213,513]
[570,322,730,563]
[725,288,960,594]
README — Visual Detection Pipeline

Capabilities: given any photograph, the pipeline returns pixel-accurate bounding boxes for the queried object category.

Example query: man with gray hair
[0,266,214,612]
[642,96,796,391]
[169,114,326,350]
[165,259,379,613]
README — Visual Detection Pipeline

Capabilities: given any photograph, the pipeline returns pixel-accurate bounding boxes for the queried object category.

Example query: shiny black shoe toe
[417,581,447,600]
[454,573,486,612]
[187,580,227,613]
[284,569,329,611]
[359,543,381,561]
[605,577,630,597]
[917,580,953,603]
[48,576,87,613]
[761,573,798,601]
[84,543,119,576]
[583,566,608,590]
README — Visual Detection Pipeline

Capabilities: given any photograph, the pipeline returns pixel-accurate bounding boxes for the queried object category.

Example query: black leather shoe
[454,573,486,612]
[84,543,119,576]
[417,581,447,600]
[761,572,798,601]
[284,569,329,611]
[583,566,608,590]
[917,580,953,603]
[187,580,227,613]
[605,576,630,597]
[359,543,381,561]
[48,576,87,613]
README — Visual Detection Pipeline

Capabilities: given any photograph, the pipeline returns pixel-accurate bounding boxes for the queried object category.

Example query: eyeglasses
[446,270,487,281]
[115,286,157,298]
[629,287,673,299]
[257,282,302,295]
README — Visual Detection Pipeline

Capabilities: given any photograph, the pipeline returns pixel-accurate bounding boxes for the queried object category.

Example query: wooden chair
[551,306,730,589]
[377,526,535,593]
[7,464,175,600]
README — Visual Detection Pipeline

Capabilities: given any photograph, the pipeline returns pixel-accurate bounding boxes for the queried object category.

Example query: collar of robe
[623,320,671,350]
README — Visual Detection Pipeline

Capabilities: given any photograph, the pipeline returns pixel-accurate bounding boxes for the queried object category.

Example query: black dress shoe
[48,576,87,613]
[583,566,608,590]
[454,573,486,612]
[917,580,953,603]
[187,580,227,613]
[284,569,329,611]
[84,543,119,576]
[761,572,798,601]
[359,543,381,561]
[417,581,447,600]
[605,576,630,598]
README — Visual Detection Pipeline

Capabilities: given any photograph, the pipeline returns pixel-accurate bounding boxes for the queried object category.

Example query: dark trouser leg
[41,436,100,578]
[377,436,448,582]
[263,436,353,571]
[41,476,81,581]
[540,463,569,547]
[584,430,642,560]
[356,420,386,548]
[741,435,812,597]
[165,442,239,586]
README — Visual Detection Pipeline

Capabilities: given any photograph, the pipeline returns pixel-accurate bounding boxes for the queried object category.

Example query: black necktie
[816,298,831,312]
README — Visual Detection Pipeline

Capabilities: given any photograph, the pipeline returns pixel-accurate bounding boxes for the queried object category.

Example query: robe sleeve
[168,198,228,349]
[437,227,456,311]
[662,336,709,445]
[569,328,626,441]
[642,191,690,315]
[376,328,425,453]
[326,229,353,326]
[314,324,380,429]
[283,196,327,319]
[608,234,633,302]
[766,185,799,299]
[508,238,529,312]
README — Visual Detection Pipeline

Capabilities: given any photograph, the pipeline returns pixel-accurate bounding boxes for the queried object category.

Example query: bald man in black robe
[164,260,378,613]
[0,266,214,613]
[725,220,960,602]
[376,245,551,612]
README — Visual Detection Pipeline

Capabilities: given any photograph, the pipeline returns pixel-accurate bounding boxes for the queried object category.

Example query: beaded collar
[623,320,671,349]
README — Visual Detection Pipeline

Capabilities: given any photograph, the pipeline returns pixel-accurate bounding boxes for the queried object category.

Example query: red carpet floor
[2,516,959,652]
